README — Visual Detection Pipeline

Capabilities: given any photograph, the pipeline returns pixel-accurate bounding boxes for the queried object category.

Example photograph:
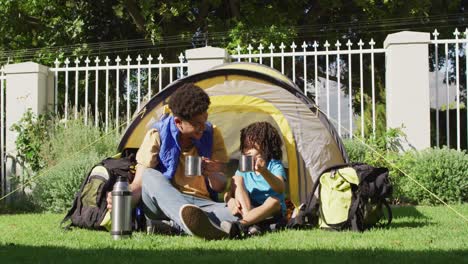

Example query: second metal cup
[185,156,202,176]
[239,155,255,172]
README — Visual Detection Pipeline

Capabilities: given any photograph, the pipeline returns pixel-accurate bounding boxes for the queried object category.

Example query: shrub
[396,147,468,205]
[10,109,52,172]
[343,139,367,163]
[33,152,101,213]
[30,113,120,212]
[344,136,468,205]
[40,116,119,167]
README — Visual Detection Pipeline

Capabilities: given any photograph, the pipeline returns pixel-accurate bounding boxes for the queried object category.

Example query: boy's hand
[227,197,243,217]
[254,155,267,174]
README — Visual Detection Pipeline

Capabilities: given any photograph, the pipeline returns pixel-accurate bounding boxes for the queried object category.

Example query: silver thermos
[111,175,132,240]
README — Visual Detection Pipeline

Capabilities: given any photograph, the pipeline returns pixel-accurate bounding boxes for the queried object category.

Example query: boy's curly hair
[168,83,211,120]
[240,122,283,161]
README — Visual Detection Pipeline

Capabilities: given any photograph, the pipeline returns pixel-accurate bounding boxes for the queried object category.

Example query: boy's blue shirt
[235,159,287,215]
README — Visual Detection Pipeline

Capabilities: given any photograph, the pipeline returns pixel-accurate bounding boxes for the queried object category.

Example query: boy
[222,122,287,237]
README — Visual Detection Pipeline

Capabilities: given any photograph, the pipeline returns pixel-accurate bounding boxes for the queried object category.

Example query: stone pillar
[3,62,53,194]
[384,31,431,150]
[185,46,230,75]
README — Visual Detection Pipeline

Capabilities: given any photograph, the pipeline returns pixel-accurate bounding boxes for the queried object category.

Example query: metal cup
[185,156,202,176]
[239,155,255,172]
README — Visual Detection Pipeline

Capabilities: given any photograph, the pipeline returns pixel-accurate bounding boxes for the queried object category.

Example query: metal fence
[431,28,468,151]
[50,53,189,132]
[231,39,385,139]
[0,66,6,196]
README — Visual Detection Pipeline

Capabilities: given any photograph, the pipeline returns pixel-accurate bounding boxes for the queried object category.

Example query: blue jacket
[153,115,218,200]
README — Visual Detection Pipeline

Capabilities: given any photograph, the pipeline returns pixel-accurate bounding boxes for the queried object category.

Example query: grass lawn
[0,205,467,264]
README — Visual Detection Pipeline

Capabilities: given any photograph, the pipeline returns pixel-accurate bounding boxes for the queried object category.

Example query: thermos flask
[111,175,132,240]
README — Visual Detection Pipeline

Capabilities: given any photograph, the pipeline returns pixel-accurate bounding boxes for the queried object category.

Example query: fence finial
[432,29,439,39]
[290,42,297,50]
[54,58,60,67]
[454,28,460,37]
[279,42,286,52]
[301,41,307,50]
[115,56,121,63]
[346,39,353,47]
[335,40,341,48]
[369,38,375,46]
[85,57,90,64]
[157,54,164,62]
[258,43,264,51]
[147,55,153,62]
[357,39,364,47]
[312,41,319,49]
[268,43,275,52]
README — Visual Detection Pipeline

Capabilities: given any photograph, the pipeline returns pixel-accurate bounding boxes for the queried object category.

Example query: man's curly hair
[168,83,211,120]
[240,122,283,161]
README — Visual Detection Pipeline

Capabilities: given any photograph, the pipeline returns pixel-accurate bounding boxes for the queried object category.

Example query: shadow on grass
[391,206,428,219]
[0,244,466,264]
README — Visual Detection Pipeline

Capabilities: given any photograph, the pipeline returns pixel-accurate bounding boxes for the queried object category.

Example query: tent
[118,62,348,207]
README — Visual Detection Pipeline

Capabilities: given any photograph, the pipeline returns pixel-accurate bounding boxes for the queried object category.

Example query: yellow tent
[118,62,348,207]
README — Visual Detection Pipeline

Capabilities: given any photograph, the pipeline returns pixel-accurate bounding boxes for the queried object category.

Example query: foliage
[39,115,119,168]
[0,205,467,263]
[344,133,468,205]
[32,152,101,213]
[395,148,468,205]
[9,109,52,173]
[0,0,464,64]
[31,115,120,213]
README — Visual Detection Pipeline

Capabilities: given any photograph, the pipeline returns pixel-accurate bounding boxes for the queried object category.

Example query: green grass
[0,205,467,263]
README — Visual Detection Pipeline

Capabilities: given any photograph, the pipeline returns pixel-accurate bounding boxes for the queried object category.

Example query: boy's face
[174,112,208,140]
[242,141,262,157]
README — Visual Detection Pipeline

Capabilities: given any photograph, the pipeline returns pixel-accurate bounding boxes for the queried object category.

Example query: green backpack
[61,155,136,230]
[288,163,393,231]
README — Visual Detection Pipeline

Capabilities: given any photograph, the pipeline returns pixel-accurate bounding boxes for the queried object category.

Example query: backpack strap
[382,199,393,227]
[287,166,326,228]
[60,166,95,230]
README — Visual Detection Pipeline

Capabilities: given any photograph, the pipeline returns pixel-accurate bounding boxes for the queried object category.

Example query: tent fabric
[118,62,348,207]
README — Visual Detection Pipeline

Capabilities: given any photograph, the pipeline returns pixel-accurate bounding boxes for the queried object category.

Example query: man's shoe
[146,219,180,235]
[179,204,228,240]
[220,220,246,239]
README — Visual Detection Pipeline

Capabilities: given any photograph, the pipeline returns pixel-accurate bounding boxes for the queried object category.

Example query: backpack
[288,163,393,231]
[61,154,137,230]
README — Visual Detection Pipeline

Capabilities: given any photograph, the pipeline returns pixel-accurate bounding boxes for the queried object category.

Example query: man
[108,83,237,240]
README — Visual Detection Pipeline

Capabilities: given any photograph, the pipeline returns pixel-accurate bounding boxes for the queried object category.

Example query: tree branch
[123,0,146,33]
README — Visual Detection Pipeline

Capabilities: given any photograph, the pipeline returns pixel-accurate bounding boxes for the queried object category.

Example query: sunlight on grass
[0,205,467,263]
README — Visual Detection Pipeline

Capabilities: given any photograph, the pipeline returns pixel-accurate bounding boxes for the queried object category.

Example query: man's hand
[201,157,227,192]
[201,157,225,177]
[106,192,112,211]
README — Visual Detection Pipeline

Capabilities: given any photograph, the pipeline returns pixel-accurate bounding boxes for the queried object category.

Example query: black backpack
[288,163,393,231]
[61,155,136,230]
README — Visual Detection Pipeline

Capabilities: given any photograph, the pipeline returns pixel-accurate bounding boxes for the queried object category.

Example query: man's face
[175,112,208,140]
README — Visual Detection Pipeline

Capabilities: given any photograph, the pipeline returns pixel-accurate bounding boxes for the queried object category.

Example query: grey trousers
[141,168,238,234]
